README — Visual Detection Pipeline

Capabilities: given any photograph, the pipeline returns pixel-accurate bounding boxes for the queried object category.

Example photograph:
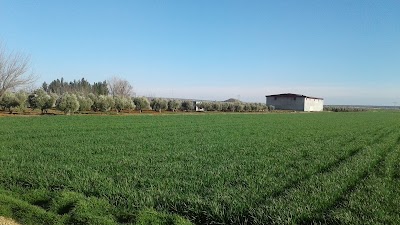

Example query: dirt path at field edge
[0,217,21,225]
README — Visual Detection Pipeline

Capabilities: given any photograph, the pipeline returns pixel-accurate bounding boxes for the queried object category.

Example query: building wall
[193,101,204,112]
[304,98,324,111]
[266,96,305,111]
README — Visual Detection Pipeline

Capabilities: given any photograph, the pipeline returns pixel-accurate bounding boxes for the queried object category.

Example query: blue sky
[1,1,399,105]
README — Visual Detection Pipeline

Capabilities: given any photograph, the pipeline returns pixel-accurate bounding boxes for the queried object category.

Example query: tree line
[42,78,109,96]
[0,77,271,114]
[323,106,367,112]
[0,87,271,115]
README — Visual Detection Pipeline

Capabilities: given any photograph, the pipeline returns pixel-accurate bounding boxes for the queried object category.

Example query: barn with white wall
[266,93,324,112]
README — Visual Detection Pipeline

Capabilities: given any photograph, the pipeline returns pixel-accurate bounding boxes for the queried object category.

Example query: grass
[0,112,399,224]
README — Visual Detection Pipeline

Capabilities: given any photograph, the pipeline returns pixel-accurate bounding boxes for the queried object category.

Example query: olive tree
[87,93,99,111]
[211,102,222,111]
[28,89,57,113]
[180,100,194,111]
[220,103,229,112]
[167,99,181,112]
[14,91,28,112]
[56,93,79,115]
[249,103,264,112]
[133,97,150,113]
[243,103,251,112]
[77,94,94,112]
[260,104,268,111]
[199,101,213,111]
[114,96,135,112]
[0,92,19,113]
[96,95,115,112]
[228,103,236,112]
[0,44,36,97]
[234,103,244,112]
[150,98,167,112]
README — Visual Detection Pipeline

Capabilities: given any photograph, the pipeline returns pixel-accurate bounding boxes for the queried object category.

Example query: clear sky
[1,1,399,105]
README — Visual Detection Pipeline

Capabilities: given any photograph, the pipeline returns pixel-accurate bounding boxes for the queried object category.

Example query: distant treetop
[43,78,109,96]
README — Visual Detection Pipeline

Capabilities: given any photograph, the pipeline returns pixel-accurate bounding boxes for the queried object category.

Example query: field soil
[0,217,21,225]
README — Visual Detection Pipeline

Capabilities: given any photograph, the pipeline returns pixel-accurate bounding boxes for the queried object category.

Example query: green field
[0,112,399,224]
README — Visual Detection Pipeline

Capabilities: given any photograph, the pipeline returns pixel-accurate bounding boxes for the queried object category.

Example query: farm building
[193,101,205,112]
[266,93,324,111]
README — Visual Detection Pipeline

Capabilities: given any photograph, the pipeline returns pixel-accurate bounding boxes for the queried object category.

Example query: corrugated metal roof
[265,93,323,100]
